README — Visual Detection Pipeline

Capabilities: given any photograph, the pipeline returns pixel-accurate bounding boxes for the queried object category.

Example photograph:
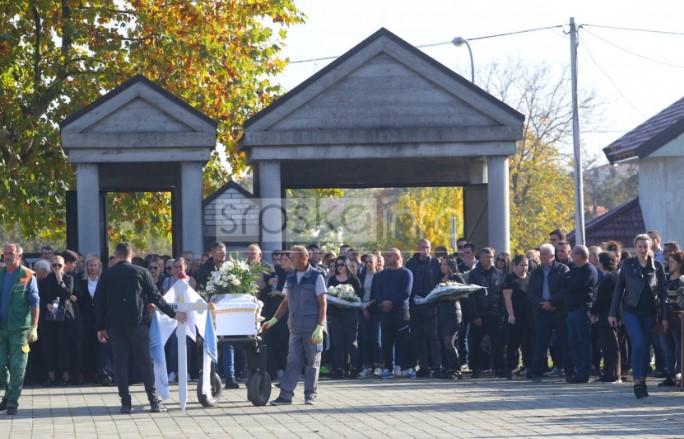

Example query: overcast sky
[275,0,684,165]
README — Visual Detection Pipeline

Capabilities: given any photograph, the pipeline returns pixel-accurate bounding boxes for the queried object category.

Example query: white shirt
[363,272,375,302]
[285,270,327,296]
[87,278,98,298]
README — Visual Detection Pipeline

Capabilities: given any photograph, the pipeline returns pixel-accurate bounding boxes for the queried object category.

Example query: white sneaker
[358,368,369,378]
[373,368,383,377]
[393,366,402,377]
[168,372,177,383]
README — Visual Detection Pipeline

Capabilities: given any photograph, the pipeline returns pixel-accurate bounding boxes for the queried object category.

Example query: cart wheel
[197,370,222,407]
[247,370,272,406]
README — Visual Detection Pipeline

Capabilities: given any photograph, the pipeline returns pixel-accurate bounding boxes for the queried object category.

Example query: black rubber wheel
[246,370,272,406]
[197,370,222,407]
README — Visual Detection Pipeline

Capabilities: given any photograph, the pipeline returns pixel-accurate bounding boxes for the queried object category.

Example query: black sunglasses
[52,263,63,268]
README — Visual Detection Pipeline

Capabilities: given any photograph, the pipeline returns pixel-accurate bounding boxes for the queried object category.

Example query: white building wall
[639,156,684,246]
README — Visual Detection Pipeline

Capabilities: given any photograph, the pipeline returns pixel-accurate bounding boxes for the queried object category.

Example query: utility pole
[570,17,585,245]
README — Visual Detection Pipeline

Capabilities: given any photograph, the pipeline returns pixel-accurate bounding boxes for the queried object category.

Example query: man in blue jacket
[375,248,414,379]
[559,245,597,383]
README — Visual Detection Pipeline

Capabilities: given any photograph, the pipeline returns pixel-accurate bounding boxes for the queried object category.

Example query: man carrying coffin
[95,243,186,414]
[262,245,327,406]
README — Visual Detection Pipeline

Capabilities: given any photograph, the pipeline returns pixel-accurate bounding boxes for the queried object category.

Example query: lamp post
[451,36,475,83]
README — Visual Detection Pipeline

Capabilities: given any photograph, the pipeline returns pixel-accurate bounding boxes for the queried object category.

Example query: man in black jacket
[95,243,185,414]
[560,245,597,383]
[465,247,505,378]
[405,239,442,377]
[528,243,571,381]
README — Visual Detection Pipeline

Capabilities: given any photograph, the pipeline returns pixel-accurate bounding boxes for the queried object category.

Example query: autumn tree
[479,60,599,253]
[0,0,302,250]
[382,187,464,253]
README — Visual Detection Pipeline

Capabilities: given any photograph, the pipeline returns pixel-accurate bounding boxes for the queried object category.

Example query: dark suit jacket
[75,276,97,334]
[527,260,570,314]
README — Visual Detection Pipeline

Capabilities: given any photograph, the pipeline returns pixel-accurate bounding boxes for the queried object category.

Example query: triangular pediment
[242,28,523,149]
[60,76,217,161]
[61,75,217,135]
[84,97,195,133]
[271,53,498,131]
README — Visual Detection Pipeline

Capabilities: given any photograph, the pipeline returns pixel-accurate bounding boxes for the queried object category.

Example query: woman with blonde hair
[609,234,669,399]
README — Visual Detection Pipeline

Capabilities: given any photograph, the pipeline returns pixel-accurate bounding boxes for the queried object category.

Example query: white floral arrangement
[413,281,485,305]
[204,257,268,298]
[326,284,364,308]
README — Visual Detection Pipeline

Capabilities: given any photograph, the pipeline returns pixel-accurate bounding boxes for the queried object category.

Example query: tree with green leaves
[0,0,302,250]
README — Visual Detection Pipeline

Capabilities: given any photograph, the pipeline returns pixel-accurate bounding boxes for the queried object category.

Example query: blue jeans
[532,310,571,377]
[566,308,592,378]
[221,344,235,380]
[622,311,655,381]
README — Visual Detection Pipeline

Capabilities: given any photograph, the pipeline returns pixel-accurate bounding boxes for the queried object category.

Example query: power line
[582,28,684,70]
[290,24,564,64]
[579,33,645,118]
[583,24,684,37]
[584,129,631,134]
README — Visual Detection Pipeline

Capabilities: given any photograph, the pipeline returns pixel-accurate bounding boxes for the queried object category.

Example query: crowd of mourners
[12,228,684,400]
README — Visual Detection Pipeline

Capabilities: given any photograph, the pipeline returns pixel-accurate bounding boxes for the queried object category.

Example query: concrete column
[181,162,204,257]
[76,164,101,257]
[487,156,510,253]
[258,160,284,253]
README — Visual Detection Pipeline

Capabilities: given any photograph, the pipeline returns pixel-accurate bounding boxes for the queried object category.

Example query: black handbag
[45,300,66,322]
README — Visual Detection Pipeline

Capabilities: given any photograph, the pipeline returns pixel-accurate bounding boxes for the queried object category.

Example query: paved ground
[2,377,684,438]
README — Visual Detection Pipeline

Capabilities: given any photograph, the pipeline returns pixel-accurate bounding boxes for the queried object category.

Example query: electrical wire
[583,24,684,37]
[290,24,564,64]
[579,33,645,118]
[582,28,684,70]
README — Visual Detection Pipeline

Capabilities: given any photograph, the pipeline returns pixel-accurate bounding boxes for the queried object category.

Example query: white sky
[275,0,684,165]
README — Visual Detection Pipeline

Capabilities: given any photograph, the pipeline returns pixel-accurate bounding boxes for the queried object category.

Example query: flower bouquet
[667,275,684,309]
[413,281,485,305]
[202,257,269,337]
[326,284,364,309]
[204,257,269,299]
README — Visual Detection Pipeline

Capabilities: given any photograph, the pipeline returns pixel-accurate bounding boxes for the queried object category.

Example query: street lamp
[451,36,474,83]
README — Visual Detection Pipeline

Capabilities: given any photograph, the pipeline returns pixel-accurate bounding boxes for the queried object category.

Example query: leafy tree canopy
[0,0,303,251]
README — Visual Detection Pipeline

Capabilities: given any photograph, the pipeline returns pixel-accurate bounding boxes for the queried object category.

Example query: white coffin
[210,294,263,337]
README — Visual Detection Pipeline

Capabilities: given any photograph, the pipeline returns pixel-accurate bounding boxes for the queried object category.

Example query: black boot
[120,395,133,414]
[224,378,240,389]
[634,383,648,399]
[150,400,166,413]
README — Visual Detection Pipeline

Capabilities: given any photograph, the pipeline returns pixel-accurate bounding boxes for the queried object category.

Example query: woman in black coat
[41,255,83,385]
[437,256,465,379]
[327,256,362,378]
